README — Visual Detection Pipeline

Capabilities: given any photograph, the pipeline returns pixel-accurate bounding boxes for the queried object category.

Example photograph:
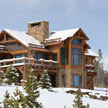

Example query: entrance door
[49,74,56,87]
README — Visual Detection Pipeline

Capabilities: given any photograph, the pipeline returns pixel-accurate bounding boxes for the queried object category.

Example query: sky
[0,0,108,69]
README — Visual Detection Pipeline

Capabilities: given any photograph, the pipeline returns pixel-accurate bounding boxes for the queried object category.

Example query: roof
[85,49,98,57]
[4,29,41,47]
[48,28,80,41]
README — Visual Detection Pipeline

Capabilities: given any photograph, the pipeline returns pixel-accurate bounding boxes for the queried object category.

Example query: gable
[73,28,89,40]
[0,33,14,42]
[0,31,27,51]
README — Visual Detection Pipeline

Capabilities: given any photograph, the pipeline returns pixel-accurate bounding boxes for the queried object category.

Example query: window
[72,75,82,87]
[71,48,82,66]
[71,39,82,45]
[34,52,43,59]
[60,48,65,65]
[53,54,57,61]
[66,48,68,65]
[15,54,23,63]
[60,48,68,65]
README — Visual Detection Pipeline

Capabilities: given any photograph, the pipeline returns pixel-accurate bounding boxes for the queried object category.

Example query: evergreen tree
[24,68,42,108]
[73,88,89,108]
[39,70,52,90]
[5,65,20,85]
[3,88,27,108]
[94,49,105,87]
[3,91,13,108]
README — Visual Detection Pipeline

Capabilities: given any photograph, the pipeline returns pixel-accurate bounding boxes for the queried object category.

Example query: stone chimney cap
[28,21,49,24]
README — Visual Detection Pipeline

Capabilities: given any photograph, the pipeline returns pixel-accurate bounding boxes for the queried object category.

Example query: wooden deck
[0,57,59,73]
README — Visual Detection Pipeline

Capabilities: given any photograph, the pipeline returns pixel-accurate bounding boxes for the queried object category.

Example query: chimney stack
[28,21,49,43]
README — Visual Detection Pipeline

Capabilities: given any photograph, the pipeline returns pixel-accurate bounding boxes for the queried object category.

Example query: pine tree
[73,88,89,108]
[24,68,42,108]
[3,88,27,108]
[3,91,13,108]
[5,65,20,85]
[39,70,52,90]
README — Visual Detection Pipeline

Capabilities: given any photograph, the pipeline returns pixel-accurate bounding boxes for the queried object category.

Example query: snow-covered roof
[4,29,41,47]
[48,28,80,41]
[85,49,98,57]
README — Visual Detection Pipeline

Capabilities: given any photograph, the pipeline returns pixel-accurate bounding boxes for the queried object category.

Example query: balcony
[0,57,59,72]
[85,64,97,76]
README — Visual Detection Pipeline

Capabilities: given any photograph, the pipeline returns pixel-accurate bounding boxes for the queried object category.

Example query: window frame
[71,48,82,66]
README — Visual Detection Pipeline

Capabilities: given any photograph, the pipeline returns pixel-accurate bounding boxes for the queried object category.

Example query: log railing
[0,57,58,68]
[85,64,96,73]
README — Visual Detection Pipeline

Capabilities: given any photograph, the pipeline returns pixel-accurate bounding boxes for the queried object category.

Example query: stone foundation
[57,69,86,88]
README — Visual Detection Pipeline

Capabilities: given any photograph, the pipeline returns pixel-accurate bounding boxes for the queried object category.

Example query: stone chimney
[28,21,49,43]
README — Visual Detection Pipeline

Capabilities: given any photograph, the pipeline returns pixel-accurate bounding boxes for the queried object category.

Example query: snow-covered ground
[0,86,108,108]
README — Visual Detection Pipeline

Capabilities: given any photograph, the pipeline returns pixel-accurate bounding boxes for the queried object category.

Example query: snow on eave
[3,29,41,47]
[47,28,80,41]
[28,20,49,24]
[85,49,98,57]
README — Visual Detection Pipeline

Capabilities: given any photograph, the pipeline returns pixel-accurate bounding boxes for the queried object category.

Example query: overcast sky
[0,0,108,68]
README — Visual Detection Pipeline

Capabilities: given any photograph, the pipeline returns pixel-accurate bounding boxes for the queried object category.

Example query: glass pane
[71,39,82,45]
[66,48,68,65]
[73,75,82,87]
[60,48,65,65]
[53,54,57,61]
[71,48,82,65]
[15,54,23,63]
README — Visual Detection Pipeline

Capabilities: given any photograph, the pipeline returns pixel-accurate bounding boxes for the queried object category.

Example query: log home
[0,21,97,89]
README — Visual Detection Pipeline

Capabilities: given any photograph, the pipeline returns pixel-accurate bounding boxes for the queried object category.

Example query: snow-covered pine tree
[3,90,13,108]
[39,70,52,90]
[3,88,27,108]
[73,88,90,108]
[5,65,20,85]
[24,68,42,108]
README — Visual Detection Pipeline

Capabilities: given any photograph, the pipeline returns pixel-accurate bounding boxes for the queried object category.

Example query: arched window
[71,39,82,45]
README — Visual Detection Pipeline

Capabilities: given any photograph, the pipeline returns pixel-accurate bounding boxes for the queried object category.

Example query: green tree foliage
[24,68,42,108]
[3,68,42,108]
[3,91,13,108]
[39,70,52,90]
[3,88,26,108]
[73,88,89,108]
[5,65,20,85]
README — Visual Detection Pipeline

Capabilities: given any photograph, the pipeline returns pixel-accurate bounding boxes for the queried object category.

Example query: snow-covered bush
[39,70,52,91]
[5,65,20,85]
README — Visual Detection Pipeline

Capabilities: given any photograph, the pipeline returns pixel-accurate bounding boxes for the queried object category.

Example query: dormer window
[71,39,82,45]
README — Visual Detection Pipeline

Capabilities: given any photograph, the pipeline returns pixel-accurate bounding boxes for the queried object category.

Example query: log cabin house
[0,21,97,89]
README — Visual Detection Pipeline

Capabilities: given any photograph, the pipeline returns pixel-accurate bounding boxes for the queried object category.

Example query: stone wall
[57,69,86,88]
[28,21,49,43]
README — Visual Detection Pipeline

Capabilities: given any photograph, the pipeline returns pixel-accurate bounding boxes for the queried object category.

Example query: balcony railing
[0,57,59,69]
[85,64,96,73]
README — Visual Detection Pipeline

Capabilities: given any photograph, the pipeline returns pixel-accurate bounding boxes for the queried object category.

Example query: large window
[60,48,65,65]
[34,52,43,59]
[53,54,57,61]
[71,48,82,66]
[66,48,68,65]
[60,48,69,65]
[72,75,82,87]
[71,39,82,45]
